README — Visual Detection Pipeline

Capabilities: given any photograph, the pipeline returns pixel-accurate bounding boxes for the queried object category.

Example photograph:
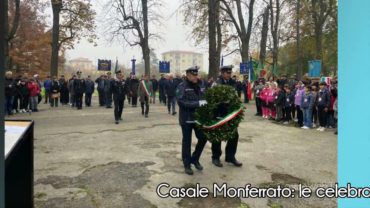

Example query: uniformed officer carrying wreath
[111,70,129,124]
[210,65,243,167]
[176,66,208,175]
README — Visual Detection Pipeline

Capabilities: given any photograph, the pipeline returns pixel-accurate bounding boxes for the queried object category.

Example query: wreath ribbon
[140,80,151,97]
[195,106,244,130]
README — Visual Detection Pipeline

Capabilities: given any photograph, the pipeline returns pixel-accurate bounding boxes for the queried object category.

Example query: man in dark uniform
[95,74,106,106]
[158,74,167,105]
[73,71,85,110]
[111,70,129,124]
[104,72,114,108]
[176,66,208,175]
[211,65,243,167]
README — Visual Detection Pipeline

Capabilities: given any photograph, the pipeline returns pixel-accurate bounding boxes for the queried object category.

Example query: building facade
[162,50,204,74]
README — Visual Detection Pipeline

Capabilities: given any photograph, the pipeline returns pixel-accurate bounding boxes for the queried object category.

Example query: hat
[220,65,233,72]
[115,70,122,74]
[185,66,199,75]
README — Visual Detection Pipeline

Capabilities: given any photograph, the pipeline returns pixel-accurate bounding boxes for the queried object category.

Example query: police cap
[185,66,199,75]
[220,65,233,73]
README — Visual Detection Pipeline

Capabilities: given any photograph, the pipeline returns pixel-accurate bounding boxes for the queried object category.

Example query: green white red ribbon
[141,80,151,97]
[195,106,244,130]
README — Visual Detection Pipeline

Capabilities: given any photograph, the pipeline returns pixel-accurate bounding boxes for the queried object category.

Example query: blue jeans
[5,95,14,115]
[303,108,313,128]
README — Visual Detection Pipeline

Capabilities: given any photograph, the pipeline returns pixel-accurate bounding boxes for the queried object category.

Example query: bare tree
[269,0,281,72]
[220,0,255,62]
[296,0,302,79]
[259,6,269,68]
[4,0,21,70]
[106,0,162,77]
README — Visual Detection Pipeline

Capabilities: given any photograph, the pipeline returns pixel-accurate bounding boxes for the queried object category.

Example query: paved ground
[11,97,337,208]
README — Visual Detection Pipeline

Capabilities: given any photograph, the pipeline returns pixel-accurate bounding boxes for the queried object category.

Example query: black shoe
[119,118,123,121]
[212,159,223,167]
[115,120,119,124]
[172,112,177,116]
[142,111,144,115]
[145,114,148,118]
[225,159,243,167]
[192,161,203,170]
[184,167,194,175]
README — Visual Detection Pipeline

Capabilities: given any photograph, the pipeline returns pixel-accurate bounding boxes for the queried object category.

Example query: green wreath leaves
[195,85,245,143]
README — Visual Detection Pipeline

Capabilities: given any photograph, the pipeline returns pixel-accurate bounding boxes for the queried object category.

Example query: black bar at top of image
[0,0,6,207]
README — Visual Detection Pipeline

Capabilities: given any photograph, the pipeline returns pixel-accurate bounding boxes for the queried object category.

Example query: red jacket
[27,82,40,97]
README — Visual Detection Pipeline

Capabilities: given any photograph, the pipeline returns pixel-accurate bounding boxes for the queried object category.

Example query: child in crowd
[19,77,30,113]
[27,78,41,112]
[294,81,305,127]
[316,82,331,131]
[274,84,285,122]
[260,83,269,118]
[311,83,319,128]
[266,83,277,120]
[283,84,294,124]
[301,85,314,129]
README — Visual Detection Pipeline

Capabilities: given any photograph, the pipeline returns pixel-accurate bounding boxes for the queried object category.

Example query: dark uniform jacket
[274,90,286,106]
[177,79,207,125]
[51,80,61,93]
[151,79,159,92]
[5,77,15,97]
[165,79,178,97]
[85,80,95,94]
[73,78,85,94]
[317,88,330,108]
[129,78,139,97]
[111,79,129,100]
[284,92,295,108]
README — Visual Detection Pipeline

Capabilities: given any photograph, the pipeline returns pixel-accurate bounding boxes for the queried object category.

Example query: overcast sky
[64,0,225,72]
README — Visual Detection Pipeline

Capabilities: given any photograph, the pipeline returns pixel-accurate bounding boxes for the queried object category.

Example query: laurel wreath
[194,85,245,143]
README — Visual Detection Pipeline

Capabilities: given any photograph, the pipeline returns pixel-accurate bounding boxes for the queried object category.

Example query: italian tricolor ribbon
[195,106,244,130]
[140,80,151,97]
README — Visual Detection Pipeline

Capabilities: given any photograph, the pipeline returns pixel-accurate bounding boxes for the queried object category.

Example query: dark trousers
[85,93,92,106]
[159,90,166,105]
[312,107,318,125]
[20,96,29,110]
[5,95,14,115]
[60,90,69,104]
[140,96,149,115]
[211,131,239,161]
[291,105,296,119]
[296,105,303,127]
[98,90,105,106]
[318,106,328,127]
[243,89,249,103]
[131,96,138,106]
[181,123,207,167]
[44,89,50,103]
[255,97,262,115]
[114,97,124,120]
[167,96,176,113]
[237,91,242,98]
[50,97,58,107]
[75,93,83,109]
[12,95,19,111]
[284,106,292,122]
[105,91,112,107]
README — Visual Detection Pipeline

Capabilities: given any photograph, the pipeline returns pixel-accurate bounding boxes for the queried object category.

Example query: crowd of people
[253,74,338,134]
[4,69,338,135]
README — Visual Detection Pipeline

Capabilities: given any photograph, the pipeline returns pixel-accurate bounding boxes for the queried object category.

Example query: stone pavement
[11,97,337,208]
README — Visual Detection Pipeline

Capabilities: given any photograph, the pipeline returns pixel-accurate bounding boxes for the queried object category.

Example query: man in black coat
[73,71,85,110]
[150,75,159,104]
[176,66,208,175]
[59,75,69,105]
[5,71,15,115]
[84,75,95,107]
[111,70,129,124]
[95,74,106,106]
[211,65,242,167]
[165,74,178,115]
[158,74,167,105]
[104,72,114,108]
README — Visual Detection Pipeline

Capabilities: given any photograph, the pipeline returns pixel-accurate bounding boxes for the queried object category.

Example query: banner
[159,61,170,73]
[98,59,112,71]
[308,60,322,77]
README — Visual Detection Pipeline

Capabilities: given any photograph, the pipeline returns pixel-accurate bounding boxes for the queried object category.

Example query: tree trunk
[4,0,9,70]
[269,0,280,73]
[259,7,269,68]
[208,0,218,79]
[215,1,221,70]
[296,0,302,79]
[50,1,62,77]
[141,0,150,77]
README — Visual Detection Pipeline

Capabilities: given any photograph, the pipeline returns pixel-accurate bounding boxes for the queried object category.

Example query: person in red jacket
[27,78,41,112]
[260,83,269,118]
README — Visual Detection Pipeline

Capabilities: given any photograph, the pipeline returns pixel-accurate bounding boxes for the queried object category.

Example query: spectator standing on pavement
[50,76,60,107]
[165,74,178,115]
[27,78,41,112]
[150,74,158,104]
[43,75,52,104]
[85,75,95,107]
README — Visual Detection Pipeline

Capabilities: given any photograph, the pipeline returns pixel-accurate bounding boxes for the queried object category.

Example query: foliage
[195,85,245,143]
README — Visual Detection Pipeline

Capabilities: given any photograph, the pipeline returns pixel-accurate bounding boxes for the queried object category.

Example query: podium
[5,120,34,208]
